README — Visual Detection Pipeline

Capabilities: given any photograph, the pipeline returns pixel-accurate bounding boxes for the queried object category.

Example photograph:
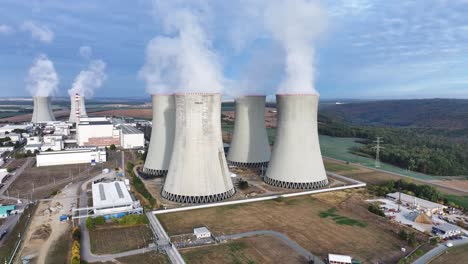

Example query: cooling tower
[161,93,235,203]
[68,94,88,123]
[142,94,176,177]
[31,96,56,123]
[264,94,328,189]
[227,95,271,167]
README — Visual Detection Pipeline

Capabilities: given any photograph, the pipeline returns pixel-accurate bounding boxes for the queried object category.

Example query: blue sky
[0,0,467,99]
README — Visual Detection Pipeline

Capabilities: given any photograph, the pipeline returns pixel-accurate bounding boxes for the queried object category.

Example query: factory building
[227,95,271,168]
[432,223,463,239]
[36,147,106,167]
[265,94,328,189]
[143,94,175,177]
[31,96,56,123]
[76,117,120,147]
[92,181,142,218]
[119,125,145,149]
[386,192,447,215]
[0,124,32,134]
[161,93,235,203]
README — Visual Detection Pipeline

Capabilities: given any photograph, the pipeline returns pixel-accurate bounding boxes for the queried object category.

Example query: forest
[318,116,468,176]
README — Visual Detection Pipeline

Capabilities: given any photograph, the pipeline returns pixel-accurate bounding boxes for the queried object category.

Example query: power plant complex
[142,92,328,204]
[31,96,56,123]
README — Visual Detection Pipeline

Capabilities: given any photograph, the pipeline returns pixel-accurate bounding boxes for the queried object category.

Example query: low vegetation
[70,227,81,264]
[368,203,385,217]
[319,207,368,227]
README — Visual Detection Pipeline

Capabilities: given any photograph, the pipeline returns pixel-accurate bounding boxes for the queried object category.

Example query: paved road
[146,212,185,264]
[412,238,468,264]
[0,204,25,247]
[218,230,324,264]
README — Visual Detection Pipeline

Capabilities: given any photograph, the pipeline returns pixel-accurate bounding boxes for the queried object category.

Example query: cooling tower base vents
[228,161,269,168]
[161,188,236,204]
[264,177,328,190]
[140,168,168,178]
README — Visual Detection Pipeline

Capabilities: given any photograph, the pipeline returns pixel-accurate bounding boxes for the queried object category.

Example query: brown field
[431,180,468,191]
[88,108,152,119]
[89,225,154,254]
[181,235,308,264]
[430,243,468,264]
[0,109,69,123]
[222,107,277,128]
[116,252,169,264]
[159,190,423,263]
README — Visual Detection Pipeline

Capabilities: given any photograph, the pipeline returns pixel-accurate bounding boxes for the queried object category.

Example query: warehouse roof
[434,223,462,233]
[387,192,447,210]
[329,254,352,264]
[120,125,142,135]
[92,181,133,208]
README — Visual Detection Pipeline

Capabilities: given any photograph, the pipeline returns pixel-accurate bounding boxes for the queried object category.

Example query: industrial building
[432,223,463,239]
[92,181,142,217]
[0,205,16,218]
[143,94,175,177]
[0,124,32,134]
[31,96,56,123]
[227,96,271,168]
[328,254,353,264]
[193,227,211,239]
[36,147,106,167]
[76,117,120,147]
[119,125,145,149]
[265,94,328,189]
[69,93,88,123]
[386,192,447,215]
[161,93,235,203]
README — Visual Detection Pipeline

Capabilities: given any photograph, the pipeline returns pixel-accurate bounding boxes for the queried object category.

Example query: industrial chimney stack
[227,95,270,167]
[264,94,328,189]
[161,93,235,203]
[69,93,87,123]
[31,96,56,123]
[142,94,176,177]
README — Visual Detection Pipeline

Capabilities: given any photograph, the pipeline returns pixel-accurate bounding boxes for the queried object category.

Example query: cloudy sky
[0,0,467,99]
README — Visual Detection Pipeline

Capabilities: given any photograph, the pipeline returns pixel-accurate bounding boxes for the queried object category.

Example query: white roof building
[36,148,106,167]
[0,124,32,134]
[92,181,141,216]
[193,227,211,239]
[328,254,352,264]
[120,125,144,149]
[386,192,447,214]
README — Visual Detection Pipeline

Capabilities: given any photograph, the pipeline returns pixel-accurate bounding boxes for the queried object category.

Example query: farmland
[89,225,154,254]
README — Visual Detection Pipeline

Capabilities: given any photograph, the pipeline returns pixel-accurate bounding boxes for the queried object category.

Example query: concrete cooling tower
[161,93,235,203]
[227,95,271,168]
[142,94,176,177]
[31,96,56,123]
[264,94,328,189]
[69,94,88,123]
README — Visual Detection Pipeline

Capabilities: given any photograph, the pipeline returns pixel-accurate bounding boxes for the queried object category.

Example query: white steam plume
[68,60,107,98]
[264,0,327,94]
[26,54,59,97]
[140,1,224,94]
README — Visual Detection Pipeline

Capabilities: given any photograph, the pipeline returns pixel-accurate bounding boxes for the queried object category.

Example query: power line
[372,137,384,168]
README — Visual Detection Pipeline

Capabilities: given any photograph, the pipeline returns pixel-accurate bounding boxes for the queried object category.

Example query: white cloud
[21,20,54,43]
[79,46,93,59]
[0,24,13,34]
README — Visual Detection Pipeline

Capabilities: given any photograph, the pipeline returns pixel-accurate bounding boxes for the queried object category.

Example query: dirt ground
[18,182,77,264]
[431,180,468,191]
[158,189,421,263]
[89,224,154,254]
[181,235,308,264]
[430,243,468,264]
[88,108,152,119]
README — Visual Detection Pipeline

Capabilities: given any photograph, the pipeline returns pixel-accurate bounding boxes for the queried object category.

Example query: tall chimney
[69,93,88,123]
[31,96,56,123]
[264,94,328,189]
[142,94,176,177]
[162,93,235,203]
[227,95,270,168]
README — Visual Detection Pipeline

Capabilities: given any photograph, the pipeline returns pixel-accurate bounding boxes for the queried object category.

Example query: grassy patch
[319,207,367,227]
[116,252,169,264]
[444,195,468,209]
[324,161,357,172]
[89,225,153,254]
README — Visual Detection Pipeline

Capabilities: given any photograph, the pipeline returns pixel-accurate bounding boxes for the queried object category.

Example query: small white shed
[193,227,211,239]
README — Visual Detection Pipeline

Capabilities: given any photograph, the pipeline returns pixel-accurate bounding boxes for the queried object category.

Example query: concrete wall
[265,94,328,189]
[161,93,235,203]
[227,96,270,166]
[31,96,56,123]
[121,133,145,149]
[143,95,176,176]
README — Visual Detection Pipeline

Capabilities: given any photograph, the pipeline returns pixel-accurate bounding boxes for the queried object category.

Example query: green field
[319,135,437,180]
[444,195,468,208]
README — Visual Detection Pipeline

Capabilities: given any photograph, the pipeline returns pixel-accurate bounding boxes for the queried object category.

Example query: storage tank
[142,94,176,177]
[161,93,235,203]
[227,95,270,167]
[264,94,328,189]
[31,96,56,123]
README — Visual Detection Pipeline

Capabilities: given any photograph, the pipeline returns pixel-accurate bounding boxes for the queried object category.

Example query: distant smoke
[264,0,327,94]
[21,20,54,43]
[0,24,13,34]
[79,46,93,59]
[68,60,107,98]
[26,54,59,97]
[140,1,224,94]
